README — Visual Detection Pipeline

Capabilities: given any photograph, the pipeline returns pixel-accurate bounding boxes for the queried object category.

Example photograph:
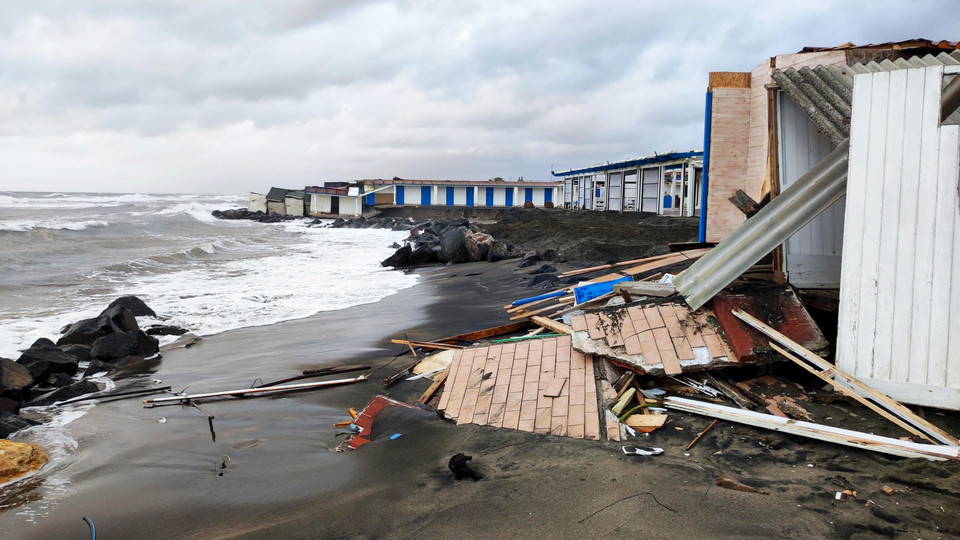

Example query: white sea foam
[0,219,109,232]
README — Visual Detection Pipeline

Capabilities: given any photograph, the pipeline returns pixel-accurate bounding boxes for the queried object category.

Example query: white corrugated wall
[837,65,960,408]
[778,93,845,288]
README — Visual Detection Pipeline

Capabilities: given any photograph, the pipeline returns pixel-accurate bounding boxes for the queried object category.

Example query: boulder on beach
[58,344,91,365]
[438,226,472,264]
[90,330,159,361]
[27,380,104,407]
[145,325,188,337]
[0,358,34,396]
[16,342,80,382]
[0,411,39,439]
[381,244,412,267]
[83,355,153,378]
[106,296,157,318]
[0,439,48,484]
[58,305,139,347]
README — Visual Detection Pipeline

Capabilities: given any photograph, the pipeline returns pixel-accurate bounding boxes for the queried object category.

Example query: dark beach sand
[4,259,960,539]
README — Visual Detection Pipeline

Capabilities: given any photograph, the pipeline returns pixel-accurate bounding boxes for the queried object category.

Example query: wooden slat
[390,339,463,351]
[417,366,450,405]
[664,396,960,461]
[734,308,959,446]
[530,316,573,335]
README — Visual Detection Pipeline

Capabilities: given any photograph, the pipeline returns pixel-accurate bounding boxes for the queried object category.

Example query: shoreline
[1,259,537,538]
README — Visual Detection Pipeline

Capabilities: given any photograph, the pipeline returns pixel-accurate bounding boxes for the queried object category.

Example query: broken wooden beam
[729,189,760,216]
[612,281,677,298]
[530,315,572,335]
[431,322,534,344]
[663,396,960,461]
[390,339,464,351]
[416,366,450,405]
[732,308,959,446]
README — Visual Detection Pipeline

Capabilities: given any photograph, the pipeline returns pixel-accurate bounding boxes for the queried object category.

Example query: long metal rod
[698,90,712,243]
[143,375,368,404]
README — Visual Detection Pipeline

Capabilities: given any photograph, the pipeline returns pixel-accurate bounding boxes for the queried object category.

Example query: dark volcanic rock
[59,344,91,365]
[0,411,38,438]
[519,249,540,268]
[44,373,75,388]
[0,397,20,414]
[106,296,157,318]
[486,241,513,262]
[408,244,437,266]
[145,325,188,337]
[439,227,471,264]
[530,274,558,288]
[381,244,412,268]
[0,358,33,395]
[529,264,557,275]
[26,380,103,407]
[17,343,80,381]
[83,355,149,377]
[58,305,139,346]
[90,330,159,361]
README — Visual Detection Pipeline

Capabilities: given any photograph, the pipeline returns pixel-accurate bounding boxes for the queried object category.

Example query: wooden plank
[390,339,464,351]
[530,316,573,335]
[664,396,960,461]
[558,248,711,278]
[735,308,959,446]
[612,282,676,297]
[433,321,533,343]
[625,414,669,429]
[417,366,450,405]
[542,377,567,398]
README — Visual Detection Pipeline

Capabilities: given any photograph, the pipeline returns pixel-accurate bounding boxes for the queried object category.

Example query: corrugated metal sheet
[837,65,960,409]
[771,50,960,145]
[674,139,850,310]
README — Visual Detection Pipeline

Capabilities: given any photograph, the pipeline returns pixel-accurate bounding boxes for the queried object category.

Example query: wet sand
[4,259,960,539]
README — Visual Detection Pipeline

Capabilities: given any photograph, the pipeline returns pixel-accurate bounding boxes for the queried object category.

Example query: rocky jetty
[211,208,299,223]
[0,296,190,439]
[330,216,521,268]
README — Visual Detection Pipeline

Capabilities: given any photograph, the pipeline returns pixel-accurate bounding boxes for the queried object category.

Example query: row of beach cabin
[249,156,703,219]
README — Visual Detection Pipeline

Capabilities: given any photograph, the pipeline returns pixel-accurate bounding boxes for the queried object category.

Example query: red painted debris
[344,395,430,450]
[710,287,828,362]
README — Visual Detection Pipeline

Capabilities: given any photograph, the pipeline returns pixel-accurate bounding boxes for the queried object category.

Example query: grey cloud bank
[1,0,957,194]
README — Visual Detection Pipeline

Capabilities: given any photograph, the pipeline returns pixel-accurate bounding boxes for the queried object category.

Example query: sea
[0,191,418,360]
[0,191,422,528]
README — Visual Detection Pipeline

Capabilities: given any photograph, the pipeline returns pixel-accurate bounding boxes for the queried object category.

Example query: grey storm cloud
[0,0,959,193]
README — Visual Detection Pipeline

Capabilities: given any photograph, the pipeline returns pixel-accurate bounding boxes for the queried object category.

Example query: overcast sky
[1,1,958,194]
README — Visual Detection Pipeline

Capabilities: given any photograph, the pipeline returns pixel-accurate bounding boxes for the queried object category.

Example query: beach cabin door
[593,180,606,211]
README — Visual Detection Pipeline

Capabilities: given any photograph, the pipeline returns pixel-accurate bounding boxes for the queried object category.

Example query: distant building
[360,178,563,208]
[305,185,363,218]
[552,151,703,216]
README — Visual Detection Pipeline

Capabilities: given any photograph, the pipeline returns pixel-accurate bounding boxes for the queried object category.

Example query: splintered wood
[570,302,736,376]
[437,336,601,440]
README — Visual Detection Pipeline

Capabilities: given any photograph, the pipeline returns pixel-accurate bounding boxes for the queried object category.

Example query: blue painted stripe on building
[466,188,474,206]
[699,91,712,243]
[553,151,703,177]
[544,188,552,203]
[505,189,513,207]
[524,188,533,202]
[485,187,494,206]
[366,193,375,205]
[446,187,454,205]
[421,186,431,205]
[396,186,404,205]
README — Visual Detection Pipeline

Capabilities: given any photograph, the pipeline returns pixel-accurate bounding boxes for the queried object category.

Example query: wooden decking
[570,302,737,376]
[437,335,601,440]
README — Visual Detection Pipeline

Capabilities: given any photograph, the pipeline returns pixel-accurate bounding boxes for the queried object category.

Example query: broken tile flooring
[570,302,737,376]
[437,335,601,440]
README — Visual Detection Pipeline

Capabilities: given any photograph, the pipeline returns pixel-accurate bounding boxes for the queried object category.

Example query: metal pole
[143,375,368,404]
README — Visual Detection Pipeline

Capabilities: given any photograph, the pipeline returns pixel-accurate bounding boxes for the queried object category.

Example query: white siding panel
[838,65,960,408]
[404,185,422,205]
[778,93,843,288]
[453,187,467,205]
[493,189,506,207]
